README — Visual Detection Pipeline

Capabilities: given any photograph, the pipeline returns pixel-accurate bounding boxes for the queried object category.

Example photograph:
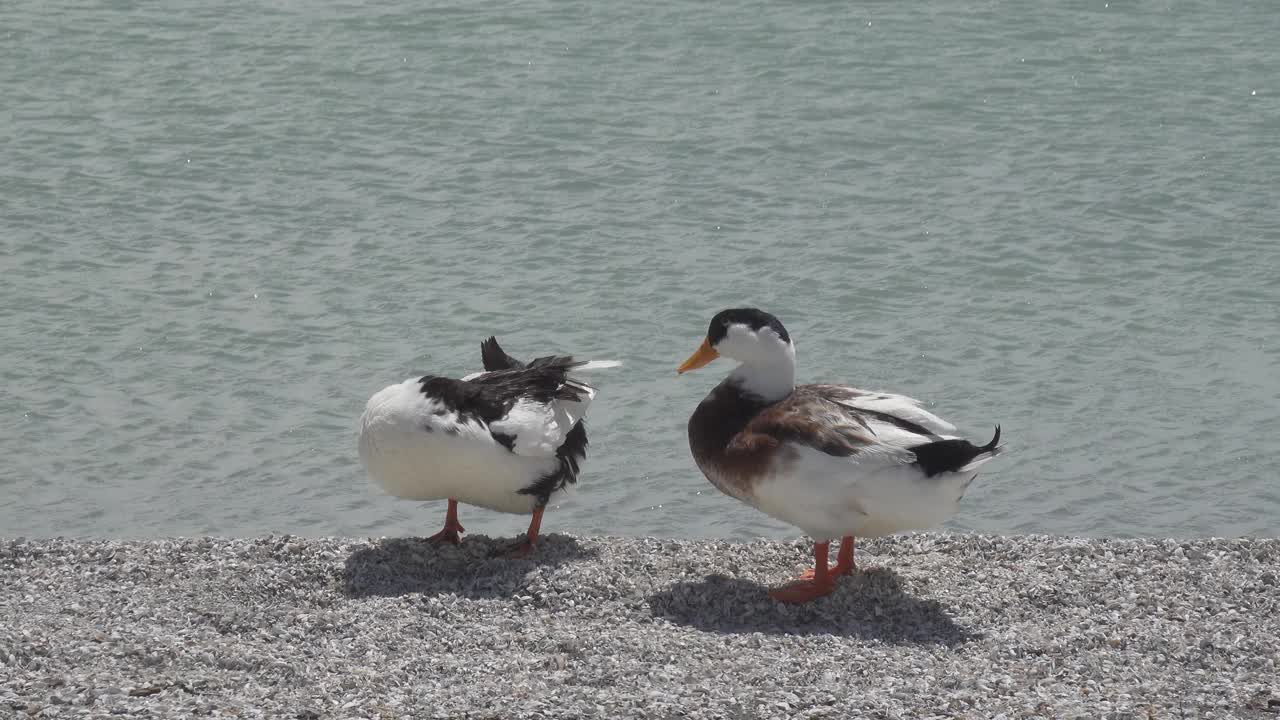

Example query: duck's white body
[358,340,616,517]
[359,378,570,513]
[736,390,987,540]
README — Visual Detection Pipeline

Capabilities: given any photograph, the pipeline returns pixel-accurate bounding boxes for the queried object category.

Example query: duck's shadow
[647,567,978,646]
[341,534,597,600]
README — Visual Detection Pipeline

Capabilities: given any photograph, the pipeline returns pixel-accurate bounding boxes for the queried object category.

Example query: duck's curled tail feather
[909,425,1003,478]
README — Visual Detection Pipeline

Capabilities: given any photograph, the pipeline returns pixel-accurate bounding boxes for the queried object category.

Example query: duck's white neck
[728,348,796,403]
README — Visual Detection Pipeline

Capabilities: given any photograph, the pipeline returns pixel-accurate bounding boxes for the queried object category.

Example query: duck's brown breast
[687,382,780,498]
[688,383,880,499]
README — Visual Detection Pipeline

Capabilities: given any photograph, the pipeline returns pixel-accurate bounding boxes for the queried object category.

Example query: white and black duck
[677,308,1004,603]
[359,337,619,557]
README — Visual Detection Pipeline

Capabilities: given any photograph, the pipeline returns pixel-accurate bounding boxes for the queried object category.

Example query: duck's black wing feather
[480,336,525,372]
[467,356,592,404]
[517,420,589,506]
[419,356,589,424]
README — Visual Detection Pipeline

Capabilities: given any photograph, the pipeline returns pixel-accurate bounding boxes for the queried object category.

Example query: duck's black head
[678,307,794,375]
[706,308,791,347]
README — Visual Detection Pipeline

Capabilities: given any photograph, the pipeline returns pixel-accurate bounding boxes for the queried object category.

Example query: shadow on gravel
[340,533,598,600]
[646,567,977,645]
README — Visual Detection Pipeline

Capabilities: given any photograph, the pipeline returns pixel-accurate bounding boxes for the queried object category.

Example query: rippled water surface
[3,0,1278,540]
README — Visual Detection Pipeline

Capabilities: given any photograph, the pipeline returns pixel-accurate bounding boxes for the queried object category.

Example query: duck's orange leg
[426,499,465,544]
[770,541,837,604]
[833,535,856,576]
[799,536,857,580]
[504,506,544,558]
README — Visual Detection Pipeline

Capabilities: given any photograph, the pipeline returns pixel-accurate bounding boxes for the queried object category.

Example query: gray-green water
[3,1,1278,541]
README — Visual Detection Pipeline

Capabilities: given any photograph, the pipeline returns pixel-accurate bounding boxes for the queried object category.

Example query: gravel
[2,533,1278,719]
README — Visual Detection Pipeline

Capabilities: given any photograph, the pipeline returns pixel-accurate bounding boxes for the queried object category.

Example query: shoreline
[3,533,1278,718]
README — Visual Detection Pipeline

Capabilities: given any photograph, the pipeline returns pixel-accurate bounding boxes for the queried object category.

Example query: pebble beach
[3,533,1278,719]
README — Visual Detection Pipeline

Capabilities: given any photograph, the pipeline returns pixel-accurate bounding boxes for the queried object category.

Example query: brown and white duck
[359,336,619,557]
[678,308,1003,603]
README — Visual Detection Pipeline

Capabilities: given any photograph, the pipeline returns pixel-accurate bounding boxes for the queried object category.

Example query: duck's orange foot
[768,578,837,604]
[497,506,543,559]
[426,526,464,545]
[426,500,465,544]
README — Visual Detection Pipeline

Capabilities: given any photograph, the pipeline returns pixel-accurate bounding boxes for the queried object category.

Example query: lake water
[3,0,1278,541]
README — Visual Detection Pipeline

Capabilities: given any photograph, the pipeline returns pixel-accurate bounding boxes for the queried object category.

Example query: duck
[677,308,1003,603]
[359,336,619,557]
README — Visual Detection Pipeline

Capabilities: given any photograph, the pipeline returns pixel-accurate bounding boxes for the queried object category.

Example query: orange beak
[677,337,719,374]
